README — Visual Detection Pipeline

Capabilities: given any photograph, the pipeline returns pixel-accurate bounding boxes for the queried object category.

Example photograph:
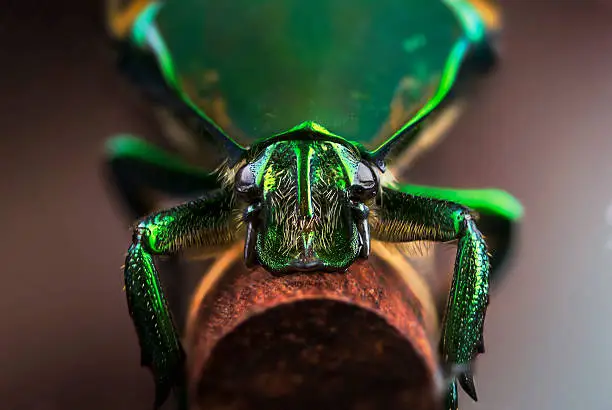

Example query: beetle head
[234,138,378,275]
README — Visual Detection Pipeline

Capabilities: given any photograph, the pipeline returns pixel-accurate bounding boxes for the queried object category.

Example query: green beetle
[104,0,523,409]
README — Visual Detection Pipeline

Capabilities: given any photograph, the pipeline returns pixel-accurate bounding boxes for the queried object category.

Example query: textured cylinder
[184,242,444,410]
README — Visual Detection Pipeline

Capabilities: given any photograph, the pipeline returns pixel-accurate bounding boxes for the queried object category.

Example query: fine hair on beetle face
[217,137,380,275]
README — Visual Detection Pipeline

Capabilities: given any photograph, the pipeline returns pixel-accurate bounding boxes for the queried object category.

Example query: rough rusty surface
[186,259,442,410]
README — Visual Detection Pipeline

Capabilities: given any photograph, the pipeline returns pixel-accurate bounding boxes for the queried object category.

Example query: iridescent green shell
[130,0,499,152]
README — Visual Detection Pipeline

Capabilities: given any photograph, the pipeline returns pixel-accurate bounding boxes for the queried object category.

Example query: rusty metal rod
[184,242,444,410]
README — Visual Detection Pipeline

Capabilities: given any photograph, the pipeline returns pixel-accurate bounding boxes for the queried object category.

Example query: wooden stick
[184,241,444,410]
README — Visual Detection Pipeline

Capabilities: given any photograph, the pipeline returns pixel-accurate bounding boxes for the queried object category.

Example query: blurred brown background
[2,0,612,409]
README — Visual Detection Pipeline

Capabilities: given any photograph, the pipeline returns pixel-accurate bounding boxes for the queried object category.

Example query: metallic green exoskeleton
[104,0,523,409]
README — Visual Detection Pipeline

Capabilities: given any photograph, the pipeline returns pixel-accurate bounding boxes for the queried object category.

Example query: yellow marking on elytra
[371,74,436,147]
[388,103,465,175]
[469,0,502,30]
[106,0,151,38]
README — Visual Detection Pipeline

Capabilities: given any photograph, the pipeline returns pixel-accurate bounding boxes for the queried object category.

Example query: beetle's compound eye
[235,164,261,201]
[350,162,378,201]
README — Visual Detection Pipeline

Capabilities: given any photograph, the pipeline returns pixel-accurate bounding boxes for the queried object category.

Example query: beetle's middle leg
[104,134,221,219]
[371,187,490,410]
[124,188,237,409]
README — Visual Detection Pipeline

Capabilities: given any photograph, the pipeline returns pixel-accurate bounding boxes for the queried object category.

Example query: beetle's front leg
[371,187,489,410]
[125,188,237,409]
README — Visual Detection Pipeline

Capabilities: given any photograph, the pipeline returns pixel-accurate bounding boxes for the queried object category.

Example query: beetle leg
[124,189,237,409]
[105,135,224,330]
[104,134,221,219]
[371,187,490,409]
[395,183,523,287]
[445,378,458,410]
